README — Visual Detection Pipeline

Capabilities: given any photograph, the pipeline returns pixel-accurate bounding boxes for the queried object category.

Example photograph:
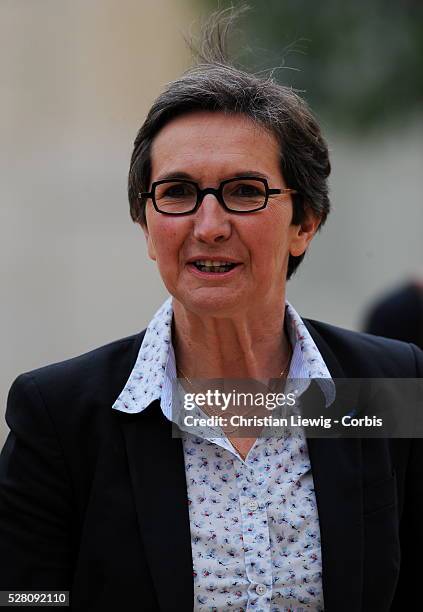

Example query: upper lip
[186,256,242,264]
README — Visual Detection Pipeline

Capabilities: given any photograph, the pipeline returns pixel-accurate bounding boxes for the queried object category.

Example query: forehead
[150,111,282,182]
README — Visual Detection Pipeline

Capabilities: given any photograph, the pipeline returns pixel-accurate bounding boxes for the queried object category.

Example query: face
[142,111,319,318]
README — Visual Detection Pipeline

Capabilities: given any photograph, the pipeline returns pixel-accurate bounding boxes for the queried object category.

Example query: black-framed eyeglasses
[138,176,297,215]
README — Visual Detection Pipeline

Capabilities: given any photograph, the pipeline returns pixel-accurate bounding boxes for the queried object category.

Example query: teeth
[194,260,234,267]
[192,260,237,273]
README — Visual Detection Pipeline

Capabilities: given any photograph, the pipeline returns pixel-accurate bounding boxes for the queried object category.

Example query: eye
[164,185,183,197]
[221,179,267,211]
[161,183,196,198]
[230,182,265,197]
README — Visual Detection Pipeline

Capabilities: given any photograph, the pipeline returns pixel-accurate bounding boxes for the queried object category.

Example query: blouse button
[255,583,267,596]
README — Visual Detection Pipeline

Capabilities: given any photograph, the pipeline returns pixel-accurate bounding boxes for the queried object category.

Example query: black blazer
[0,318,422,611]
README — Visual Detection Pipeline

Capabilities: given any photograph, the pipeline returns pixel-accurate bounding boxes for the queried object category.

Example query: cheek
[248,212,291,260]
[145,204,182,254]
[149,220,186,267]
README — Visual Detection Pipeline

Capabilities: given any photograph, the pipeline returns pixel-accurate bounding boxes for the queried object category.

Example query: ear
[140,220,157,261]
[289,207,321,257]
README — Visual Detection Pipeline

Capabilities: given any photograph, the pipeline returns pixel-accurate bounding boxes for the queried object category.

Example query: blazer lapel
[307,434,364,611]
[119,402,193,611]
[303,320,364,611]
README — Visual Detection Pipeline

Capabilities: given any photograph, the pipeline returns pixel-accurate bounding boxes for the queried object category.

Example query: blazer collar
[302,319,346,378]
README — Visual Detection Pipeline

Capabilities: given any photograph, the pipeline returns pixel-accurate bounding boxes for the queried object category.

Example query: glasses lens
[222,179,266,211]
[154,181,197,213]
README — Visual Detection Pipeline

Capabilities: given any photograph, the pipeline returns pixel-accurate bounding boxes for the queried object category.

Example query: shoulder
[3,332,148,524]
[303,317,423,377]
[7,330,146,428]
[17,331,144,388]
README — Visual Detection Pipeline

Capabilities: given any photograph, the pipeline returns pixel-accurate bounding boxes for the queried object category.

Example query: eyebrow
[154,170,271,182]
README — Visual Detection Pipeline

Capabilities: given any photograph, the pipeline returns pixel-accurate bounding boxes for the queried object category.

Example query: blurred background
[1,0,422,443]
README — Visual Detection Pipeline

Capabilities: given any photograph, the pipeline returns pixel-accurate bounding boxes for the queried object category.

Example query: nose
[192,193,232,244]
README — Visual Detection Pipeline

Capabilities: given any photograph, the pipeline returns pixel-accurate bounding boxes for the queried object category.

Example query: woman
[1,8,422,612]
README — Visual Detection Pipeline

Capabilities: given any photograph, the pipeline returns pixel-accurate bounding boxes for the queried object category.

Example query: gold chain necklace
[176,346,292,387]
[176,346,292,434]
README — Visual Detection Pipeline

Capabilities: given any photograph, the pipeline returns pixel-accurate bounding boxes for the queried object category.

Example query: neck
[172,297,291,380]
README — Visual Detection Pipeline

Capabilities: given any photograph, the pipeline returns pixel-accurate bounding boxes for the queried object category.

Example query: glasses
[138,177,297,215]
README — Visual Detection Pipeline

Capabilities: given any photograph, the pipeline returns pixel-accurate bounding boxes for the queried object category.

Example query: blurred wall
[1,1,422,445]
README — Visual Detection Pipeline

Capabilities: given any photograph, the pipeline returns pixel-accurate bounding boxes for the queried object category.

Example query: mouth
[192,260,237,273]
[187,259,241,276]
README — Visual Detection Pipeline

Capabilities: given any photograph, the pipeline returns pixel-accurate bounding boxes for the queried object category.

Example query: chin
[174,288,245,319]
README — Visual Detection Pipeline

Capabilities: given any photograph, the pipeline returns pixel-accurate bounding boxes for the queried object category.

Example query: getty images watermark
[170,378,423,438]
